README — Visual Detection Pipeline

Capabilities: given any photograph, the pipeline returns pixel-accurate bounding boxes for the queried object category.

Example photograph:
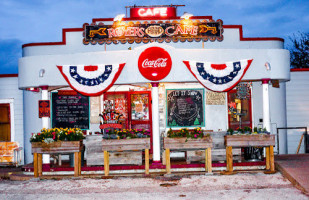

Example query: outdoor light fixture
[265,62,271,71]
[39,69,45,77]
[181,12,193,20]
[114,14,125,22]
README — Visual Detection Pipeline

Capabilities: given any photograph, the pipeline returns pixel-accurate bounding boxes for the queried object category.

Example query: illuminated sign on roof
[130,7,176,18]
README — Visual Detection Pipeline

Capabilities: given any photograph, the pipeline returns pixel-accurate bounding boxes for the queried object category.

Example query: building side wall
[0,77,24,164]
[286,71,309,154]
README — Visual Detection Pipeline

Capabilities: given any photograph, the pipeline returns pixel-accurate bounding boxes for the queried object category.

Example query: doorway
[227,88,252,130]
[0,103,11,141]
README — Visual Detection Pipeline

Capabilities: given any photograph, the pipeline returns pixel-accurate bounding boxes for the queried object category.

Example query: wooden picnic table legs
[74,152,82,177]
[222,145,276,175]
[33,152,81,177]
[33,153,43,178]
[145,149,150,175]
[264,146,276,174]
[205,148,212,174]
[221,146,237,175]
[103,150,150,176]
[165,148,212,175]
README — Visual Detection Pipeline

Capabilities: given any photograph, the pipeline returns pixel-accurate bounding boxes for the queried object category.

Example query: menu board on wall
[51,91,90,129]
[167,89,204,127]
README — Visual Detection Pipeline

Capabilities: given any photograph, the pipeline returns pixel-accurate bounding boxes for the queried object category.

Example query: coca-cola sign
[138,47,172,81]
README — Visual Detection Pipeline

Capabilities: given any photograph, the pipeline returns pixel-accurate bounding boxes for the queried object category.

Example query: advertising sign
[167,89,205,127]
[83,20,223,45]
[39,100,50,118]
[130,7,177,18]
[138,47,172,81]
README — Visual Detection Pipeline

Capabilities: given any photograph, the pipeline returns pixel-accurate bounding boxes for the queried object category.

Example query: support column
[262,79,271,132]
[40,85,50,164]
[151,82,161,162]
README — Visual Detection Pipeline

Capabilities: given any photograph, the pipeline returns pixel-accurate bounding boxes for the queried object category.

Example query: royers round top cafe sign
[138,47,172,81]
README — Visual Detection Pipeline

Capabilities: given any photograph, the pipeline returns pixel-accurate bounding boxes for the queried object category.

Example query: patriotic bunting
[183,59,253,92]
[57,63,125,96]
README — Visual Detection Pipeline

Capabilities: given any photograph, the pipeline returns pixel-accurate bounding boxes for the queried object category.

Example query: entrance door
[0,104,11,141]
[227,89,252,130]
[103,91,152,131]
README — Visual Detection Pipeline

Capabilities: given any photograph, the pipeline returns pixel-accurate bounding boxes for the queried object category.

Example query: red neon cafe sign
[130,7,176,18]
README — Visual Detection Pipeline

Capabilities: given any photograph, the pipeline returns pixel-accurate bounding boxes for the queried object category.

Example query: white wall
[286,70,309,154]
[252,81,287,154]
[0,76,24,164]
[23,90,42,164]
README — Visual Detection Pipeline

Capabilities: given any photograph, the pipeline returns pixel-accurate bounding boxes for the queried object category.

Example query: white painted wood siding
[0,76,24,163]
[286,71,309,154]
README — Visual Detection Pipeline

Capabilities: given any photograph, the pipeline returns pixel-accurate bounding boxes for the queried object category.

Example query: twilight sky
[0,0,308,74]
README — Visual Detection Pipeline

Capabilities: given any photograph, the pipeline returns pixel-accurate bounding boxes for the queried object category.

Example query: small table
[222,134,276,175]
[164,137,213,174]
[102,138,150,176]
[31,141,83,177]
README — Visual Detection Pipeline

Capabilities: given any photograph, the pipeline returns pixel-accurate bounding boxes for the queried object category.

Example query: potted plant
[164,127,213,174]
[30,128,85,177]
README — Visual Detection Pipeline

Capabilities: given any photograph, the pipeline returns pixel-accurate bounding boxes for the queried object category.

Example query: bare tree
[289,32,309,69]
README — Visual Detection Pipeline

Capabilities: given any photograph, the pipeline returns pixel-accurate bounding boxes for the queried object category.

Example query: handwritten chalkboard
[51,91,90,129]
[167,89,204,127]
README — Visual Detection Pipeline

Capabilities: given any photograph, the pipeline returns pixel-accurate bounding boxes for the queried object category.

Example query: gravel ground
[0,172,308,200]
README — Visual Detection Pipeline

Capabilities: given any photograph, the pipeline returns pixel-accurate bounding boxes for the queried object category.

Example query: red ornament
[138,47,172,81]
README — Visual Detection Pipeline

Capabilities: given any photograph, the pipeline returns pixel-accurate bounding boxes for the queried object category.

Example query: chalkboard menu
[167,89,204,127]
[52,91,90,129]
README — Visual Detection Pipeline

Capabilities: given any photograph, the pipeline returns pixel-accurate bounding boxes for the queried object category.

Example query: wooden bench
[222,134,276,175]
[164,137,213,174]
[102,138,150,176]
[0,142,23,167]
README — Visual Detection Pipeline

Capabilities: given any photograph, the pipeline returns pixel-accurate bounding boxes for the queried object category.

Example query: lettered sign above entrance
[138,47,172,81]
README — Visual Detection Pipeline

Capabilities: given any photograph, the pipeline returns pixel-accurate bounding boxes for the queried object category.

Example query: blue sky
[0,0,308,74]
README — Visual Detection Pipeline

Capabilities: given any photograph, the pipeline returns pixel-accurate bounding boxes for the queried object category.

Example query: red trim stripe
[0,74,18,78]
[290,68,309,72]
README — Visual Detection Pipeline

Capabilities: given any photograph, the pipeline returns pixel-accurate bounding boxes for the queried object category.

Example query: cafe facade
[18,5,290,165]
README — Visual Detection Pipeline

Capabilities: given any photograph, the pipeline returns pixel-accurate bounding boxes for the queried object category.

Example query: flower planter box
[186,132,241,163]
[224,134,275,147]
[163,137,213,174]
[102,138,151,176]
[31,141,83,177]
[31,141,83,154]
[223,134,276,175]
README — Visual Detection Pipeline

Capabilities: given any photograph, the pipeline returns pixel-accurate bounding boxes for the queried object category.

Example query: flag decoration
[183,59,253,92]
[57,63,125,96]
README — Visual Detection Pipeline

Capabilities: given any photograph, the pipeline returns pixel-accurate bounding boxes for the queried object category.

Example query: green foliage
[289,32,309,69]
[167,127,205,139]
[104,129,150,139]
[30,128,84,143]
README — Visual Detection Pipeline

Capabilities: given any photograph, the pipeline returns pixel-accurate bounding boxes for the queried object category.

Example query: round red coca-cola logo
[138,47,172,81]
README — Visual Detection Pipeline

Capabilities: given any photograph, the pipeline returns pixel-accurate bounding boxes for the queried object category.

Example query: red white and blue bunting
[183,59,253,92]
[57,63,125,96]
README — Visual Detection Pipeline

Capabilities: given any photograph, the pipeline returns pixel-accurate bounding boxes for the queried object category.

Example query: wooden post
[33,153,38,177]
[165,148,171,174]
[78,152,82,175]
[74,152,79,177]
[145,149,149,175]
[205,149,208,172]
[269,145,275,172]
[227,146,233,172]
[38,154,43,176]
[207,147,212,173]
[265,147,270,170]
[221,146,236,175]
[104,151,109,176]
